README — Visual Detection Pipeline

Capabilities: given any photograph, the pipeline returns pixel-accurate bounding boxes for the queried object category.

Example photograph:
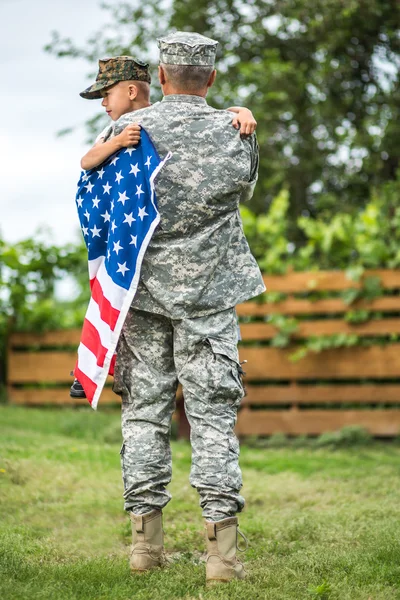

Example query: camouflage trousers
[113,306,245,521]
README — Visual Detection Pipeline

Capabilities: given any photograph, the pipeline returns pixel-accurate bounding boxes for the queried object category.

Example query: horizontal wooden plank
[240,318,400,340]
[237,297,400,317]
[239,343,400,380]
[8,344,400,383]
[236,408,400,436]
[242,384,400,405]
[7,387,120,405]
[9,329,81,347]
[7,388,179,424]
[262,269,400,293]
[7,352,113,384]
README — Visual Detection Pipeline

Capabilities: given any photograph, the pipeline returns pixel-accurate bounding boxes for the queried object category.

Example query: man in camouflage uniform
[111,31,265,583]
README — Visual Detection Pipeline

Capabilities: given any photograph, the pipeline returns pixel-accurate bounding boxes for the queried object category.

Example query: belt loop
[207,522,217,541]
[135,515,144,533]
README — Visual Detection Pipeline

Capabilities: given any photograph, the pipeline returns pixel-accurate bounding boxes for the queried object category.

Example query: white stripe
[77,342,105,382]
[85,297,114,346]
[96,261,126,311]
[88,256,104,279]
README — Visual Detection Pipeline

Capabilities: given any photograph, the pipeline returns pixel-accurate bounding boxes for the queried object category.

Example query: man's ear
[128,84,138,100]
[158,65,166,85]
[207,69,217,89]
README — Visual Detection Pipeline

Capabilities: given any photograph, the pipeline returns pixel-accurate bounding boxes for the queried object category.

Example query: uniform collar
[161,94,207,105]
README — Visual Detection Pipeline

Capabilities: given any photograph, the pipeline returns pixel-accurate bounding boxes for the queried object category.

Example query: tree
[45,0,400,241]
[0,233,89,388]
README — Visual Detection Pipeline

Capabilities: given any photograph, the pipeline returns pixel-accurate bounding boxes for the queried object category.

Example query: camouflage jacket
[113,94,265,318]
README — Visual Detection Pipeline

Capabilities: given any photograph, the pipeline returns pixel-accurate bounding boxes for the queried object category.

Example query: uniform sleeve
[241,133,259,203]
[95,124,113,143]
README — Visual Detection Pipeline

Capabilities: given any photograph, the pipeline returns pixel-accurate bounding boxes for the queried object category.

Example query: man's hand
[115,123,141,148]
[228,107,257,136]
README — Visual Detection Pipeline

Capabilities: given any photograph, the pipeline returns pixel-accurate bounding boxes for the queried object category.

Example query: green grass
[1,405,400,599]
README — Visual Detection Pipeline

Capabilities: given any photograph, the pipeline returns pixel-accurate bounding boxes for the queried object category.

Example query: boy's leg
[113,307,178,514]
[173,307,245,521]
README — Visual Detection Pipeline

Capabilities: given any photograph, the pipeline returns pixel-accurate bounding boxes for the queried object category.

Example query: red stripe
[90,277,119,330]
[81,318,108,367]
[74,363,96,405]
[109,354,116,376]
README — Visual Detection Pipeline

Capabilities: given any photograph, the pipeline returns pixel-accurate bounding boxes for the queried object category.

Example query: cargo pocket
[120,443,127,490]
[207,338,245,404]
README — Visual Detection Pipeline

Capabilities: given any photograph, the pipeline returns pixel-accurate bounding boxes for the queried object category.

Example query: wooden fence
[7,269,400,437]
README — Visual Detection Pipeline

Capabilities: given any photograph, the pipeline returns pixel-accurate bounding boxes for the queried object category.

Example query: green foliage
[290,333,360,362]
[344,309,371,324]
[315,425,372,448]
[241,173,400,273]
[308,580,332,599]
[244,426,373,449]
[269,314,299,348]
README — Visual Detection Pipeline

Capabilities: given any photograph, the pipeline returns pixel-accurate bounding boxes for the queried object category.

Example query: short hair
[160,63,214,92]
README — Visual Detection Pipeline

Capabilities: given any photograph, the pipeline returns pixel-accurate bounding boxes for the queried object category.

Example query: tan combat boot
[130,509,164,572]
[204,517,246,584]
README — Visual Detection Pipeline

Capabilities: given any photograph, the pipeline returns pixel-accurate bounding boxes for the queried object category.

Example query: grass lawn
[1,405,400,599]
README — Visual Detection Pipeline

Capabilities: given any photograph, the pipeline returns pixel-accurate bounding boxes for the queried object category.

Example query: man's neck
[162,84,207,98]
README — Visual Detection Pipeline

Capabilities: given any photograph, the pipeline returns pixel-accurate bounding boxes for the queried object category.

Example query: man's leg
[173,307,245,520]
[113,307,177,514]
[174,308,246,582]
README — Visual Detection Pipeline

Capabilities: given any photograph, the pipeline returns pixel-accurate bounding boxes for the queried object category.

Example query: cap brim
[79,79,118,100]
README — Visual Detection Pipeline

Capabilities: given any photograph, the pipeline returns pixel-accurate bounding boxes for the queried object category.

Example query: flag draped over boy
[74,129,171,409]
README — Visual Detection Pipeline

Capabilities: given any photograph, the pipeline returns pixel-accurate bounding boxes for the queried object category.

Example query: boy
[70,55,257,398]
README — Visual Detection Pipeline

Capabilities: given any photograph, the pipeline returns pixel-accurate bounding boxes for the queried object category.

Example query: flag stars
[138,206,149,221]
[111,220,117,233]
[129,235,137,247]
[135,184,144,198]
[115,171,124,184]
[76,196,83,208]
[110,155,120,166]
[118,191,129,205]
[113,240,123,255]
[145,155,152,169]
[92,196,101,208]
[116,262,130,276]
[125,147,136,156]
[81,172,89,182]
[103,182,112,194]
[90,225,102,237]
[123,213,136,226]
[130,163,140,177]
[101,210,111,222]
[97,167,105,179]
[84,209,90,221]
[110,200,115,212]
[85,181,94,193]
[82,225,88,236]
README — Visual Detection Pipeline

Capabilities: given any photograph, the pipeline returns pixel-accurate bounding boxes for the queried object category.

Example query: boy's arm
[81,124,141,171]
[227,106,257,136]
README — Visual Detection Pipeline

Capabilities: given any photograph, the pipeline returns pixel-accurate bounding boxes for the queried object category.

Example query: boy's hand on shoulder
[116,123,141,148]
[228,107,257,136]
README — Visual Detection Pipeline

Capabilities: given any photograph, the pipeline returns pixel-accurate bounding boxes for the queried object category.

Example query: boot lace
[236,528,249,553]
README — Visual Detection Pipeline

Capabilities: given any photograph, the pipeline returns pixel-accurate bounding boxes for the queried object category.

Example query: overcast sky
[1,0,112,245]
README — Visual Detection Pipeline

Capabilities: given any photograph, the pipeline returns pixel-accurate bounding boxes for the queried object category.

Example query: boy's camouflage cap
[158,31,218,66]
[80,56,151,100]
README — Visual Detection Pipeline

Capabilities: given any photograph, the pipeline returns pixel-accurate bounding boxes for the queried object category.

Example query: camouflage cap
[80,56,151,100]
[158,31,218,66]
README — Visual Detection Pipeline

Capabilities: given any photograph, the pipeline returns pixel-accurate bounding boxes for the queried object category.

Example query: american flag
[74,128,171,409]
